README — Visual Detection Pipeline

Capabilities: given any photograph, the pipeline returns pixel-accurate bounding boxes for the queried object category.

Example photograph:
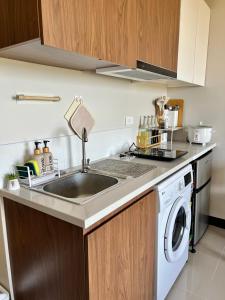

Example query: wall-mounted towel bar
[16,94,61,102]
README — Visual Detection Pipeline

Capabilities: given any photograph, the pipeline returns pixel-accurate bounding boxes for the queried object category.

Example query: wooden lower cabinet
[4,199,85,300]
[87,191,156,300]
[4,190,156,300]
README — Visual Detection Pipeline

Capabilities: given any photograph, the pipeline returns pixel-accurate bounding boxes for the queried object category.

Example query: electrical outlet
[125,116,134,127]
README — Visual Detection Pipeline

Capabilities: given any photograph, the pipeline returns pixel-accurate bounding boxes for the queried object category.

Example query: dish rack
[136,127,183,149]
[16,159,60,188]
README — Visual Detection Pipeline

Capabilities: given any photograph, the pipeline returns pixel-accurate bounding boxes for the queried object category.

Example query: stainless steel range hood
[96,60,177,81]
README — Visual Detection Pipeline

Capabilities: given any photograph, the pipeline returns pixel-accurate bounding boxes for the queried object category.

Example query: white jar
[164,110,178,128]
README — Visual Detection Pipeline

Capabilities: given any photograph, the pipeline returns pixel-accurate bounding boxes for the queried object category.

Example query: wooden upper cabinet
[0,0,39,48]
[0,0,186,75]
[39,0,137,67]
[137,0,181,72]
[86,191,156,300]
[193,0,210,86]
[177,0,199,83]
[177,0,210,85]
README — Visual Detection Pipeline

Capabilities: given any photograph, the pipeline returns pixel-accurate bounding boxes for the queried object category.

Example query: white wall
[168,0,225,219]
[0,58,166,289]
[0,58,166,186]
[0,58,166,145]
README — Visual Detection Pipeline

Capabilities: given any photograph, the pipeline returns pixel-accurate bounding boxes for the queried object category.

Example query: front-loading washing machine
[156,164,193,300]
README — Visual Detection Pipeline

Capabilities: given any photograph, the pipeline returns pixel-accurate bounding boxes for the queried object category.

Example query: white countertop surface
[0,142,216,229]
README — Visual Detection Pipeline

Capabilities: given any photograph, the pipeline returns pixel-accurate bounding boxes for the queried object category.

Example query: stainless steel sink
[42,172,118,200]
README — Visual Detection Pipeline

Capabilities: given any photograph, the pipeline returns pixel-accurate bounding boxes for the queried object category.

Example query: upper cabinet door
[100,0,137,67]
[177,0,199,83]
[193,0,210,86]
[177,0,210,85]
[39,0,137,68]
[137,0,181,72]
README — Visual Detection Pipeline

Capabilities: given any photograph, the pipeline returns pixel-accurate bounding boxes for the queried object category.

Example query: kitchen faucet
[81,127,90,173]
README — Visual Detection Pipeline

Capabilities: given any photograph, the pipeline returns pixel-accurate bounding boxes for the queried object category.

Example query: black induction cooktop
[131,148,188,161]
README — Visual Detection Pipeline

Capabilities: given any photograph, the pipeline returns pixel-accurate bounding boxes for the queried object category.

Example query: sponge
[16,165,33,178]
[24,160,40,176]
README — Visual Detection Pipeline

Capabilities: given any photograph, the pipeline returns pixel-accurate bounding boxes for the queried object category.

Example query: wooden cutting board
[167,99,184,127]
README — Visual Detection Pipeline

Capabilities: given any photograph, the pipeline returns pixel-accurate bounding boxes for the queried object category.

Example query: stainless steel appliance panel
[194,182,210,245]
[196,152,212,189]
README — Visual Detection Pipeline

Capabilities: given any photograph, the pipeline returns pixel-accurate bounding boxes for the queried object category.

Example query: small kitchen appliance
[190,151,212,249]
[188,123,213,145]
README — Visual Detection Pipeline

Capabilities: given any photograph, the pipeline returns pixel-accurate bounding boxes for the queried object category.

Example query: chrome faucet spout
[81,128,89,173]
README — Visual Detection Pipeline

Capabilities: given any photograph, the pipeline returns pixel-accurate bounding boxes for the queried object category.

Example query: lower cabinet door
[86,191,156,300]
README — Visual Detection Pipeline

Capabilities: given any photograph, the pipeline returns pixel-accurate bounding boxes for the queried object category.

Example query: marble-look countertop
[0,142,216,229]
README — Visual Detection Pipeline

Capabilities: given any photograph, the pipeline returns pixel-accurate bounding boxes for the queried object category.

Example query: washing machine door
[164,196,191,262]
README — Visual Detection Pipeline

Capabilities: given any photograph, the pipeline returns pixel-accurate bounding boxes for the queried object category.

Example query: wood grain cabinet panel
[0,0,39,48]
[39,0,137,67]
[4,199,85,300]
[137,0,181,72]
[4,190,156,300]
[0,0,182,72]
[86,191,156,300]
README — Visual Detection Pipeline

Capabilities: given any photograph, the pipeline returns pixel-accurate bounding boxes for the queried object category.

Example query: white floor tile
[204,246,225,300]
[166,287,204,300]
[167,226,225,300]
[197,226,225,255]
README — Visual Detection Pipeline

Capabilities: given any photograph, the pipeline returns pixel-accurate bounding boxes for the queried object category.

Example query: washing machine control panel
[157,166,193,211]
[184,172,192,186]
[178,180,185,191]
[159,183,182,210]
[159,178,191,210]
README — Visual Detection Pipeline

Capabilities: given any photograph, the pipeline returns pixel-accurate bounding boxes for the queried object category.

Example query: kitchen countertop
[0,142,216,229]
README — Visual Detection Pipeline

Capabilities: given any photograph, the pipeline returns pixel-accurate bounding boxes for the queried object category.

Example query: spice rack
[136,127,183,149]
[16,159,60,188]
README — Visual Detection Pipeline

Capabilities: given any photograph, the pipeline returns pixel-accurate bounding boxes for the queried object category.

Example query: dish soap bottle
[43,140,54,172]
[33,141,45,175]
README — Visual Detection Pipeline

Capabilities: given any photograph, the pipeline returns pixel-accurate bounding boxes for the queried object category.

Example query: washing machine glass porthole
[172,206,186,252]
